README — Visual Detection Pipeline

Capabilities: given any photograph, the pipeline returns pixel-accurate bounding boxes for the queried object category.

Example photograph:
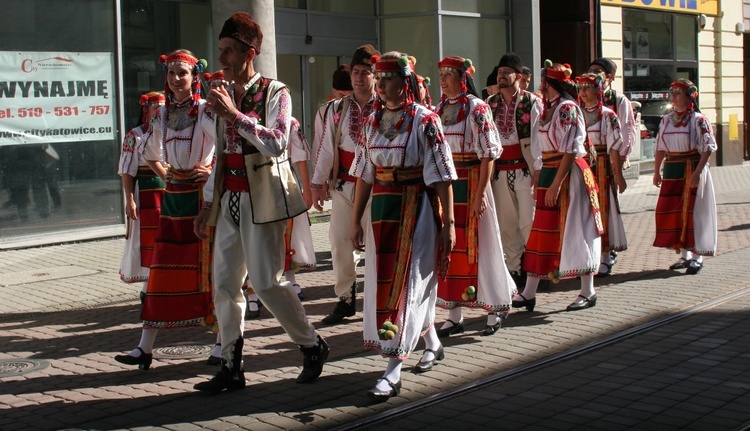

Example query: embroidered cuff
[310,183,324,190]
[202,201,213,210]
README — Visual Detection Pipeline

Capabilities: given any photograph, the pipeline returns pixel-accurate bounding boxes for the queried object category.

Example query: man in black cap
[487,52,542,290]
[310,44,380,325]
[193,11,329,392]
[312,65,353,163]
[588,57,636,270]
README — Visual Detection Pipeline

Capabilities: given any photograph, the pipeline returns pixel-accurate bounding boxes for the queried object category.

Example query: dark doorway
[539,0,597,76]
[744,33,750,160]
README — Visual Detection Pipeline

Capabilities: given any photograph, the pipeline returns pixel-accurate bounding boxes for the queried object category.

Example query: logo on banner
[21,56,74,73]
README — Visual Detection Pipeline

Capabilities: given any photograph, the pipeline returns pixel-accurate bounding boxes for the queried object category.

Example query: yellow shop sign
[602,0,719,16]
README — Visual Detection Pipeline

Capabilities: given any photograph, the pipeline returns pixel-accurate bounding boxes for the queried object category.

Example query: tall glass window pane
[381,0,436,15]
[276,0,306,8]
[0,0,117,240]
[277,55,304,125]
[675,15,697,61]
[309,0,375,14]
[622,9,673,60]
[441,0,507,15]
[382,16,437,78]
[442,16,508,90]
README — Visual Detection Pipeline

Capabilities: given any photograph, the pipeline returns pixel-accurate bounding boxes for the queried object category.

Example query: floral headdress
[139,91,165,131]
[158,51,207,117]
[540,59,577,117]
[670,80,699,111]
[371,54,417,130]
[436,57,477,123]
[575,73,605,116]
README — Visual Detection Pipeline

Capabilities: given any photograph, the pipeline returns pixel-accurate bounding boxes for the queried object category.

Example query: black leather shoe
[195,337,246,392]
[245,299,261,320]
[292,284,305,301]
[413,346,445,373]
[322,297,356,325]
[194,365,246,392]
[297,336,329,383]
[436,320,464,338]
[596,262,612,278]
[512,294,536,311]
[114,347,152,370]
[367,378,401,401]
[669,258,690,270]
[481,319,503,336]
[686,260,703,275]
[566,294,598,311]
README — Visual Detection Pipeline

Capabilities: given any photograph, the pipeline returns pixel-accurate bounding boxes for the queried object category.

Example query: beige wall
[600,5,625,94]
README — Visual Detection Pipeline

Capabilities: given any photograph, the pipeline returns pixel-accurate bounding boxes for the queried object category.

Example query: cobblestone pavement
[1,164,749,431]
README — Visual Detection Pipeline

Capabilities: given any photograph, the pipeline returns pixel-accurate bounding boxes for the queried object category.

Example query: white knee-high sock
[681,249,694,261]
[246,290,260,311]
[131,327,158,356]
[375,358,403,390]
[284,270,299,289]
[579,275,595,298]
[420,326,442,362]
[519,276,541,299]
[441,308,463,329]
[212,333,222,357]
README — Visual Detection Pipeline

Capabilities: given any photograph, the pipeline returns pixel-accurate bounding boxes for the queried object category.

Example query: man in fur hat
[193,11,329,392]
[310,44,380,325]
[486,52,543,290]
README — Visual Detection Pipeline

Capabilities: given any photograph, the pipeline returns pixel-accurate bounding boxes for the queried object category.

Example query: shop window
[0,0,119,241]
[622,9,698,161]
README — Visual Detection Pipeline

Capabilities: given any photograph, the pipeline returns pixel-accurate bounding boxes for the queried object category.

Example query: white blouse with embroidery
[351,104,457,186]
[585,106,625,155]
[535,99,587,159]
[142,101,216,170]
[441,95,502,159]
[655,111,717,154]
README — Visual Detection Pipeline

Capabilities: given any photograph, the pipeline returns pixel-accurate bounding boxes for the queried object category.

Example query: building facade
[0,0,744,247]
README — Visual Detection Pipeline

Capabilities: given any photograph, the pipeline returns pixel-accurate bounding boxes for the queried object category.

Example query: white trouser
[213,191,318,366]
[491,168,535,273]
[329,181,370,299]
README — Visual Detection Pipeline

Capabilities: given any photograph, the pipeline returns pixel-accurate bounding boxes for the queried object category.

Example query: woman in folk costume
[511,60,603,312]
[576,73,628,277]
[434,56,516,337]
[350,52,457,400]
[115,50,217,370]
[653,79,717,274]
[118,92,166,301]
[283,117,317,298]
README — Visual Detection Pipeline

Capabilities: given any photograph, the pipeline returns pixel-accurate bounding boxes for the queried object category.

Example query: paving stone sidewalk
[1,164,749,430]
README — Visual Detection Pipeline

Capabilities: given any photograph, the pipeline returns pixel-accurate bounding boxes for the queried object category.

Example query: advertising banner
[0,52,116,146]
[602,0,719,16]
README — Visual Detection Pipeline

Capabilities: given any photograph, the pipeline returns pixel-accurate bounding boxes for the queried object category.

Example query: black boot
[322,282,357,325]
[194,337,246,393]
[297,335,329,383]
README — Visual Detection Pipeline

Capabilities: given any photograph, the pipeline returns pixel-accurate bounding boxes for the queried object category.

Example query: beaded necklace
[669,109,692,128]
